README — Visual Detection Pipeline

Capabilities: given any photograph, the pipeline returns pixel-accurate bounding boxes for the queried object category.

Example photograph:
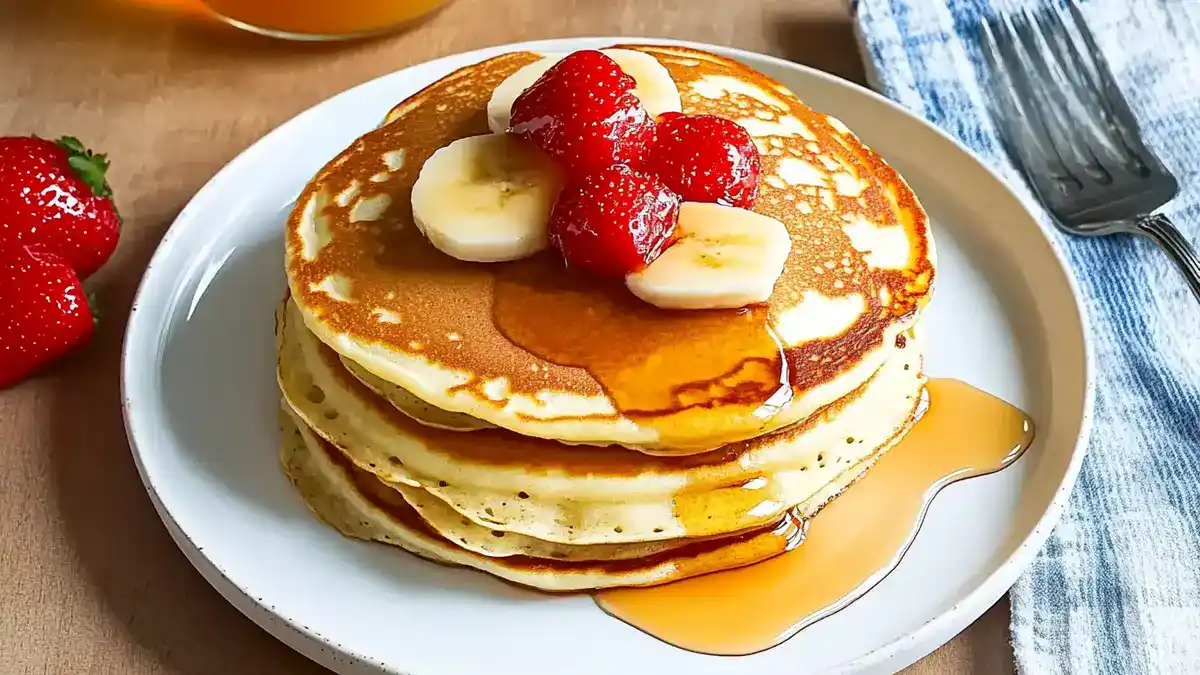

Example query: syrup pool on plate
[595,378,1035,656]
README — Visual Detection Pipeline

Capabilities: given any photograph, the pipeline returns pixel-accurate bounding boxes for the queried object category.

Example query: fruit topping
[0,136,120,280]
[0,242,96,388]
[419,49,785,309]
[548,164,679,278]
[411,134,563,262]
[648,113,761,209]
[508,50,655,175]
[626,202,790,310]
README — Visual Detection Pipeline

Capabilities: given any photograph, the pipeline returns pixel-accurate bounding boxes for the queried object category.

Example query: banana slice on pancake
[626,202,792,310]
[410,133,563,262]
[487,49,683,134]
[486,57,558,134]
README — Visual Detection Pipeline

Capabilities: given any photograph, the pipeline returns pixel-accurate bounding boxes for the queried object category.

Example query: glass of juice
[202,0,450,40]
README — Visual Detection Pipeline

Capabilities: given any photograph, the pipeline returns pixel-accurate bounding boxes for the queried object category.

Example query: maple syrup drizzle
[491,256,788,448]
[594,378,1034,656]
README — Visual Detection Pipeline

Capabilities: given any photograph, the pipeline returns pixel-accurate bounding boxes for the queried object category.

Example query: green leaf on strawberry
[57,135,114,200]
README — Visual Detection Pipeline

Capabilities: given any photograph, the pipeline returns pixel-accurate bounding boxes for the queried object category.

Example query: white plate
[121,38,1093,675]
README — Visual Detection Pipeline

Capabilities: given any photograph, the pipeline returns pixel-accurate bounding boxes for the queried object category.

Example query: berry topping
[648,113,761,208]
[548,165,680,278]
[0,135,121,280]
[0,242,96,388]
[508,50,656,175]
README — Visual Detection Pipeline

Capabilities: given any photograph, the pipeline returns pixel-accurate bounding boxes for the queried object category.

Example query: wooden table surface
[0,0,1013,672]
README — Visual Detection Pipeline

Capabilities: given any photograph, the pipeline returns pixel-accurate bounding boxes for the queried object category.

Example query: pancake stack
[278,45,935,591]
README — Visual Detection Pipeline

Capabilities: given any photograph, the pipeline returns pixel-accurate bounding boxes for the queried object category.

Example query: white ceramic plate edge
[120,37,1095,675]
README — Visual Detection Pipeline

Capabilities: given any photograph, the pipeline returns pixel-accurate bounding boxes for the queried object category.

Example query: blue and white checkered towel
[853,1,1200,672]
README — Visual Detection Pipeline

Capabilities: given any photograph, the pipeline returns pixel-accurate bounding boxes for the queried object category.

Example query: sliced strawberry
[548,165,680,278]
[0,242,95,388]
[648,113,761,208]
[0,135,121,279]
[508,50,656,175]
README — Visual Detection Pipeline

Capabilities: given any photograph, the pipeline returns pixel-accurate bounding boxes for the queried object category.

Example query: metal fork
[980,2,1200,303]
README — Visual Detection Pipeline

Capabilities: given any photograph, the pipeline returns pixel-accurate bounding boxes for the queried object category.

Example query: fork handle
[1134,214,1200,304]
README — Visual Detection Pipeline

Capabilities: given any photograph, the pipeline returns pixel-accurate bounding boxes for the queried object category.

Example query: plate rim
[120,36,1095,674]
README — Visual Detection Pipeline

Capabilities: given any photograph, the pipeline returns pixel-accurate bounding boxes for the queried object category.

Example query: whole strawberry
[0,242,95,388]
[0,136,120,279]
[549,165,680,278]
[649,113,761,209]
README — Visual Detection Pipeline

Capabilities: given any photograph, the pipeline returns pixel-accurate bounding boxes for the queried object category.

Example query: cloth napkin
[852,0,1200,672]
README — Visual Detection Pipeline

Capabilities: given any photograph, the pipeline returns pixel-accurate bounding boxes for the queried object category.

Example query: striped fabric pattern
[853,1,1200,672]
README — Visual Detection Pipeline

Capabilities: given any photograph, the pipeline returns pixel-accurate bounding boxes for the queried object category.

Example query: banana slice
[487,55,562,134]
[411,134,563,262]
[605,49,684,120]
[487,49,683,134]
[626,202,792,310]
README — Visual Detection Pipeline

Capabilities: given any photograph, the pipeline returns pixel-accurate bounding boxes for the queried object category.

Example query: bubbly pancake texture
[280,408,809,591]
[284,45,935,453]
[277,299,926,545]
[341,354,491,431]
[389,481,703,562]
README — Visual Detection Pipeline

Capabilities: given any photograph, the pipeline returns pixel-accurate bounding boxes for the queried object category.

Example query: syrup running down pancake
[277,298,925,546]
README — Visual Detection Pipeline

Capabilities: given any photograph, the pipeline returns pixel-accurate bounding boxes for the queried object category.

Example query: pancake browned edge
[277,296,927,548]
[279,406,809,592]
[284,44,935,453]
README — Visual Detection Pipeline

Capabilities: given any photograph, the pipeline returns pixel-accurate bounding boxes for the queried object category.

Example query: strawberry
[648,113,761,208]
[0,136,120,280]
[548,165,679,278]
[0,242,95,388]
[508,50,656,175]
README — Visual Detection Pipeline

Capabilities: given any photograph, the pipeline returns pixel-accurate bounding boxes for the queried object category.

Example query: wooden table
[0,0,1013,672]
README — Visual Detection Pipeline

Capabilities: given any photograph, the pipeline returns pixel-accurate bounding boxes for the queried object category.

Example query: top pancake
[285,44,935,452]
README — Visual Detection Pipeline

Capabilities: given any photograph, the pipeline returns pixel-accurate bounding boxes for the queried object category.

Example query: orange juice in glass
[202,0,450,39]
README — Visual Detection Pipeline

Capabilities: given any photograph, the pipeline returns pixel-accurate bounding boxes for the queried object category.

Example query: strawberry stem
[56,136,113,200]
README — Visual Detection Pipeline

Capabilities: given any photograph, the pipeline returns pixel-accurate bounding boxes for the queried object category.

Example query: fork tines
[979,2,1171,220]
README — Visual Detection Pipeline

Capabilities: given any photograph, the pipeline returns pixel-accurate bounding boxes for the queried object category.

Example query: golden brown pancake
[277,298,927,545]
[280,406,810,591]
[284,44,934,453]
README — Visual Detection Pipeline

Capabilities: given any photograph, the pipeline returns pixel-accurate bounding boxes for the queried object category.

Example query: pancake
[285,44,935,453]
[340,354,491,431]
[390,481,705,562]
[280,406,808,591]
[277,298,926,545]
